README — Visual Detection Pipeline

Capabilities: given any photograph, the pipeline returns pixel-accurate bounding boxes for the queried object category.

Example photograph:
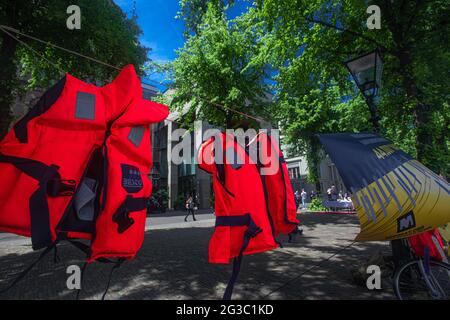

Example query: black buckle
[47,179,76,197]
[112,196,134,234]
[113,207,134,234]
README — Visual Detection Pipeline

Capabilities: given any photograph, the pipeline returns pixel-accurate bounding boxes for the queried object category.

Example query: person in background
[301,188,307,209]
[184,194,196,222]
[294,190,301,208]
[330,185,338,201]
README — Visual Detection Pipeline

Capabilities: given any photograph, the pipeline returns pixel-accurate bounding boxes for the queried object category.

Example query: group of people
[294,189,318,209]
[327,185,352,202]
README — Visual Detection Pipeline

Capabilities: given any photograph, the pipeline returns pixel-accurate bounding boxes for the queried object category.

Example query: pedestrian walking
[184,195,196,222]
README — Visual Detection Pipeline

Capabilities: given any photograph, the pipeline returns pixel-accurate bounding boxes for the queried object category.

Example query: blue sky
[115,0,252,88]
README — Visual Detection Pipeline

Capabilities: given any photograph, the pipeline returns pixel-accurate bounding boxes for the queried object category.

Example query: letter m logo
[397,211,416,232]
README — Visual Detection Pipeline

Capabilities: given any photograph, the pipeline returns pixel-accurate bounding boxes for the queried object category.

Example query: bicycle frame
[417,247,447,299]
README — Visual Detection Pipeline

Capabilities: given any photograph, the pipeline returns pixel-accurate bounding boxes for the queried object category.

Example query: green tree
[177,0,235,36]
[0,0,148,139]
[170,3,271,128]
[252,0,450,178]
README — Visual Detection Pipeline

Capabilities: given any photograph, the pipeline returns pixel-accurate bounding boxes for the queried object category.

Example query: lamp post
[345,49,383,133]
[346,49,412,269]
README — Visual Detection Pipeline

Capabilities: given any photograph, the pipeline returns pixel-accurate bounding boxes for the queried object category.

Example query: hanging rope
[0,25,184,125]
[0,26,64,75]
[0,25,122,71]
[0,24,267,126]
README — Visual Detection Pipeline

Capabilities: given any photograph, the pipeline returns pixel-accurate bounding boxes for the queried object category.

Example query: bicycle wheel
[393,260,450,300]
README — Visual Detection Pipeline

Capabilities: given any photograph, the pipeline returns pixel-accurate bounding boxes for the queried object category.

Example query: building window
[142,83,158,100]
[289,167,300,179]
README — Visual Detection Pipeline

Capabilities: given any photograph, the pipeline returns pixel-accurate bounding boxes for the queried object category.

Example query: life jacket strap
[215,214,262,300]
[0,153,73,249]
[0,244,55,294]
[47,178,76,197]
[112,196,149,234]
[101,258,126,300]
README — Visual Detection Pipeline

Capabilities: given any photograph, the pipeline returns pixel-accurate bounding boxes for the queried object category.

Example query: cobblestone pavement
[0,211,396,300]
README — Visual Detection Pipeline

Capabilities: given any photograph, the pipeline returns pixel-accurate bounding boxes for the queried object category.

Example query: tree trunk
[397,49,433,167]
[381,1,435,168]
[306,137,322,193]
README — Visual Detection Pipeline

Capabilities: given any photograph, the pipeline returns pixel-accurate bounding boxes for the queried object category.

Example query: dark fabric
[112,196,148,234]
[216,214,250,227]
[0,153,61,249]
[68,240,115,264]
[29,183,53,249]
[101,143,109,210]
[120,164,143,193]
[14,76,66,143]
[317,133,413,192]
[215,214,262,300]
[128,126,145,147]
[46,178,76,197]
[101,258,125,300]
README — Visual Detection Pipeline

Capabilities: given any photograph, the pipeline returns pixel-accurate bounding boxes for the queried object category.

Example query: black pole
[365,96,380,134]
[365,96,411,271]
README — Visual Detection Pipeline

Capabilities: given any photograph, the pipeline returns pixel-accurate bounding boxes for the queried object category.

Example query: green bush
[153,187,168,210]
[308,197,327,211]
[173,195,187,210]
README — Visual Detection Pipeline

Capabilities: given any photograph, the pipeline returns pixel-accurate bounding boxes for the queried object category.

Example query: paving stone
[0,211,395,300]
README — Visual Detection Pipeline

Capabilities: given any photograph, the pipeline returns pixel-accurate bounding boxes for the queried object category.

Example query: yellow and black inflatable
[318,133,450,242]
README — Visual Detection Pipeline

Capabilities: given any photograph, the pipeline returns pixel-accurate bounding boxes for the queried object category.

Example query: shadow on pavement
[0,213,394,300]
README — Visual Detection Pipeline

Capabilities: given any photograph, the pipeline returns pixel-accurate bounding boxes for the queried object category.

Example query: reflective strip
[128,126,145,147]
[75,91,96,120]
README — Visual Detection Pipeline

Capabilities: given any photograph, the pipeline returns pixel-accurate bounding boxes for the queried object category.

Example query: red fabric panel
[409,229,445,261]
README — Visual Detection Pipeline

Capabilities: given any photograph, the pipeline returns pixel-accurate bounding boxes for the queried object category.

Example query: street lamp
[346,49,410,269]
[345,49,383,133]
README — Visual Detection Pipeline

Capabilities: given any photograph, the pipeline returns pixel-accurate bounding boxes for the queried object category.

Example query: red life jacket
[408,229,446,261]
[249,132,299,236]
[198,131,299,299]
[198,132,278,264]
[0,65,168,263]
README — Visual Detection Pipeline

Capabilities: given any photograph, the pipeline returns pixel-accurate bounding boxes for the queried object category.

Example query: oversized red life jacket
[248,132,299,236]
[0,65,169,263]
[198,132,278,264]
[198,131,299,299]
